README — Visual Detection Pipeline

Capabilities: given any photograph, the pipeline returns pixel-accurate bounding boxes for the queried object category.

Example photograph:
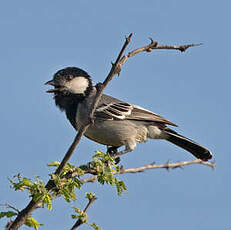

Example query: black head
[45,67,93,110]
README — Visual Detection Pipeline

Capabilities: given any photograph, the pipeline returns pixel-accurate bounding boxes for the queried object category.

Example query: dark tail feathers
[165,129,212,161]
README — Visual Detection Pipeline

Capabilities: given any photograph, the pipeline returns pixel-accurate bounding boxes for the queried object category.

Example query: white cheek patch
[66,77,89,94]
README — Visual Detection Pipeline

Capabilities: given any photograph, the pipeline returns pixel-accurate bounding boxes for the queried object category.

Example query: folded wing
[95,94,177,127]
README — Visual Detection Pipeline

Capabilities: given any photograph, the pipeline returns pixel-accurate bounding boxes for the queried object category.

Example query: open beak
[46,88,61,93]
[45,80,59,93]
[45,80,55,86]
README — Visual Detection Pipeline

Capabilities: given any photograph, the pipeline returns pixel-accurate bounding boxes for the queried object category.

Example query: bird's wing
[128,105,177,126]
[95,94,177,127]
[96,101,133,120]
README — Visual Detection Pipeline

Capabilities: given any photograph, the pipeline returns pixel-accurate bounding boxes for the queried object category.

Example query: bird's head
[45,67,93,110]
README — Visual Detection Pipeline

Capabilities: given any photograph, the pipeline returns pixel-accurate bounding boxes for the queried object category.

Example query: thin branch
[54,127,88,176]
[0,204,20,214]
[119,39,201,66]
[70,196,97,230]
[5,221,14,230]
[80,159,214,184]
[118,159,214,173]
[88,33,133,122]
[36,158,215,205]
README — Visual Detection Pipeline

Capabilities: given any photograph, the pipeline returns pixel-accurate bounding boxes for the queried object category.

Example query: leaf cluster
[2,151,127,229]
[86,151,127,195]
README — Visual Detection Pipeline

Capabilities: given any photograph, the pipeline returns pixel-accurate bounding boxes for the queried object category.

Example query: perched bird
[45,67,212,161]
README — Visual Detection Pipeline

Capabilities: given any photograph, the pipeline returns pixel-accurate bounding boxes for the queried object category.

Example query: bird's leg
[110,140,136,159]
[107,146,120,164]
[111,148,131,158]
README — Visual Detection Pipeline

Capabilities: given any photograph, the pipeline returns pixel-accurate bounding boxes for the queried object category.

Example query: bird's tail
[164,129,212,161]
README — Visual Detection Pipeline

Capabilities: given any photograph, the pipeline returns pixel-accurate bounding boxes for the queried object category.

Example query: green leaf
[71,214,79,219]
[73,178,83,189]
[23,178,33,187]
[116,180,127,196]
[32,193,42,203]
[25,217,42,230]
[90,223,101,230]
[0,211,17,219]
[69,187,77,201]
[91,150,128,195]
[85,192,95,200]
[42,194,52,210]
[73,207,83,215]
[61,188,71,202]
[47,161,60,167]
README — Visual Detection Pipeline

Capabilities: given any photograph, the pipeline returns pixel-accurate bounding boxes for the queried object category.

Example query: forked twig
[70,196,97,230]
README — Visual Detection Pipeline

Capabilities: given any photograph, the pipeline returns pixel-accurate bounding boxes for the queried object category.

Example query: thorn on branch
[148,37,154,43]
[146,38,158,52]
[178,43,203,52]
[165,160,170,171]
[149,38,158,47]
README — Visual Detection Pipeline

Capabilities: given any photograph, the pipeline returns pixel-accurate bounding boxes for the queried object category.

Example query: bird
[45,67,212,161]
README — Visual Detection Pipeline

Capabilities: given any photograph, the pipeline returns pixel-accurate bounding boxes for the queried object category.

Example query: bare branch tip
[125,33,133,43]
[193,43,203,47]
[128,33,133,38]
[179,43,203,52]
[210,161,215,169]
[148,37,154,43]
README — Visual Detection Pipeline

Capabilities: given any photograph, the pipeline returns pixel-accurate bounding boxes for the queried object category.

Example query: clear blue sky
[0,1,230,229]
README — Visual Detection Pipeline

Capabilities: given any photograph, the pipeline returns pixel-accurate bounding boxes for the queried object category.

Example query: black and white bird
[45,67,212,161]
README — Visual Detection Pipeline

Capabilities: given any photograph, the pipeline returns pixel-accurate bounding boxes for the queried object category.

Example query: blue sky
[0,1,230,229]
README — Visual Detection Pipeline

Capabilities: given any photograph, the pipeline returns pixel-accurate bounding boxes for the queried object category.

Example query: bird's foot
[107,146,121,164]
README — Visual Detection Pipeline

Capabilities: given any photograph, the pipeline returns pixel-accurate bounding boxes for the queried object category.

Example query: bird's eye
[67,75,73,81]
